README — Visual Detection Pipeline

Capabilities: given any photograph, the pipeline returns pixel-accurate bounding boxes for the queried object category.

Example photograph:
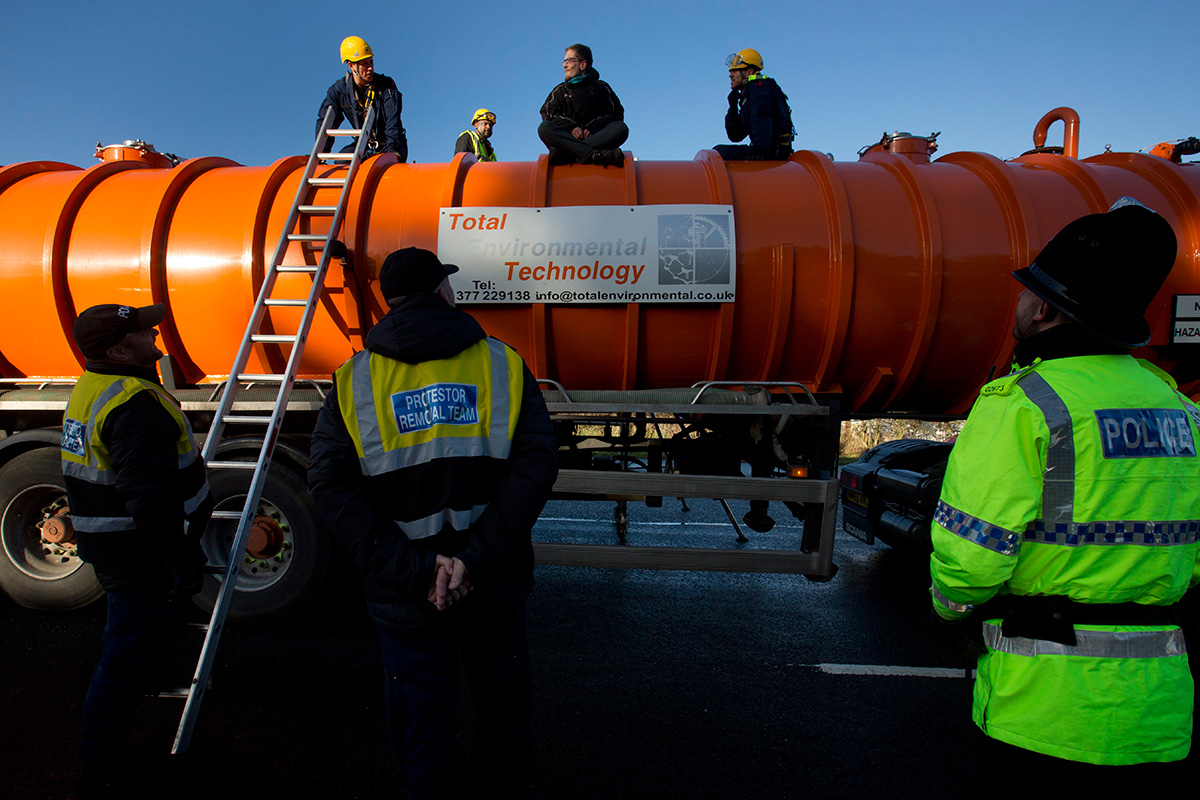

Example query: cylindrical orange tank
[2,111,1197,414]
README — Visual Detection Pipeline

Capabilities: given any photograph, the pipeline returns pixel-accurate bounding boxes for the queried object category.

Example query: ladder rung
[264,298,308,306]
[221,415,273,425]
[298,205,337,215]
[287,234,327,243]
[159,688,191,699]
[206,461,259,471]
[275,265,319,273]
[208,512,242,521]
[234,373,287,382]
[187,622,211,631]
[250,334,299,344]
[326,129,363,136]
[308,178,345,187]
[317,152,354,161]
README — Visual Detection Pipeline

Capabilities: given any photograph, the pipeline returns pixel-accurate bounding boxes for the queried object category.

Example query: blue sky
[3,1,1194,167]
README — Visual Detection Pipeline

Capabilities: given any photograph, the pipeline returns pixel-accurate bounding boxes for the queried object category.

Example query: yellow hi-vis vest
[931,355,1200,765]
[334,338,523,540]
[459,129,497,161]
[61,372,209,532]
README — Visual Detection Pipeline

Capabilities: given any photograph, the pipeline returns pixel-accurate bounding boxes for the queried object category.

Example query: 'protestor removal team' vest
[334,337,523,540]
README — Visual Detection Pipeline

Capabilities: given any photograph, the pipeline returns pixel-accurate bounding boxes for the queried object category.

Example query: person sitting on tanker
[713,48,794,161]
[455,108,498,161]
[317,35,408,161]
[538,43,627,167]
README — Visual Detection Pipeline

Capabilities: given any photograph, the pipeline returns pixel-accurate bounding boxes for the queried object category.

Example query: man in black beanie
[308,248,557,798]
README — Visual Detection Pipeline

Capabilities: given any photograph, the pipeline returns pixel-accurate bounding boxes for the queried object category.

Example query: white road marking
[538,516,803,530]
[810,664,975,678]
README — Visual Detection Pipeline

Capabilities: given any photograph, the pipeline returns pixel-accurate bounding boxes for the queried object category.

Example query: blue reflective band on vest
[1095,408,1196,458]
[935,500,1021,556]
[391,383,479,434]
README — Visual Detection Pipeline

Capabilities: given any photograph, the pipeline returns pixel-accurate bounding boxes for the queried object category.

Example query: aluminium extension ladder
[170,104,376,753]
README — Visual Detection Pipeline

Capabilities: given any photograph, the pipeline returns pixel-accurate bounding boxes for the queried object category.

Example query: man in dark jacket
[316,35,408,160]
[538,43,628,166]
[62,303,212,796]
[308,248,558,799]
[714,48,794,161]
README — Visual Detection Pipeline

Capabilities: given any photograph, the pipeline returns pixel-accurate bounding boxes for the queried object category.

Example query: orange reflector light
[788,464,809,478]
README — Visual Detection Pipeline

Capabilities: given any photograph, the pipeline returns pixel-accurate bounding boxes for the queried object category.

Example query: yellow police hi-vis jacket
[334,337,523,540]
[930,354,1200,765]
[61,371,209,534]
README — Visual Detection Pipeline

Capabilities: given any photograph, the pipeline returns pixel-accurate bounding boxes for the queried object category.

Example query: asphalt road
[1,497,1015,799]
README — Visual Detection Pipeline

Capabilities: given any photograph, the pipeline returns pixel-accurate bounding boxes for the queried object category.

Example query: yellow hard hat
[725,48,763,71]
[340,36,373,64]
[472,108,497,125]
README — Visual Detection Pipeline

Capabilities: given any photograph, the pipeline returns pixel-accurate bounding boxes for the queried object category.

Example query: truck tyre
[195,462,328,622]
[0,448,104,610]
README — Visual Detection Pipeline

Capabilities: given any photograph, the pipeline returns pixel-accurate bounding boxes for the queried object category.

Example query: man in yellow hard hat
[317,36,408,160]
[455,108,498,161]
[714,48,794,161]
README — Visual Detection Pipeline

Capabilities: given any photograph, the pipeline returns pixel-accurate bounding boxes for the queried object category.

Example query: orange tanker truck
[1,107,1196,620]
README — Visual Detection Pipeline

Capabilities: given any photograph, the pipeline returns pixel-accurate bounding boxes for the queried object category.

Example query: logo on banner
[658,215,732,286]
[391,383,479,435]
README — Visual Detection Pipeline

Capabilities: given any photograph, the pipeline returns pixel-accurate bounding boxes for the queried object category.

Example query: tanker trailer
[0,107,1196,619]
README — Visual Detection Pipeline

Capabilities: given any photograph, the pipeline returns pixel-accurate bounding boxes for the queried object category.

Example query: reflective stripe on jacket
[61,372,209,533]
[457,129,496,161]
[334,337,523,540]
[930,354,1200,765]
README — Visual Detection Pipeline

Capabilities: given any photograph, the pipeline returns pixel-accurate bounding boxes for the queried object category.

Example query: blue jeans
[80,586,185,768]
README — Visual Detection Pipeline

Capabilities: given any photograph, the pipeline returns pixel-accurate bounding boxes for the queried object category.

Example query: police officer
[62,303,211,795]
[308,248,558,798]
[714,48,794,161]
[317,35,408,160]
[929,199,1200,794]
[454,108,498,161]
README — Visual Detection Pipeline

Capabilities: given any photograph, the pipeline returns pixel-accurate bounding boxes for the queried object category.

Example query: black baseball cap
[1012,199,1178,348]
[379,248,459,301]
[72,303,166,360]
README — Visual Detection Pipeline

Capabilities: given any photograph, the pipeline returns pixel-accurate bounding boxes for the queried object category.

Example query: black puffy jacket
[540,67,624,133]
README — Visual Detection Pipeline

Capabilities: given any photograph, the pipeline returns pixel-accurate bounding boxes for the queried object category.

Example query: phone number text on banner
[436,205,736,304]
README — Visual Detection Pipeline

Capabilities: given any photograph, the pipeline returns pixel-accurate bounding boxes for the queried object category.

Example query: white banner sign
[436,205,736,304]
[1173,295,1200,344]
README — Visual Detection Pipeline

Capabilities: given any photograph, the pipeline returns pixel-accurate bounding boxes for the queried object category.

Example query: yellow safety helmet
[340,36,374,64]
[472,108,497,125]
[725,48,763,72]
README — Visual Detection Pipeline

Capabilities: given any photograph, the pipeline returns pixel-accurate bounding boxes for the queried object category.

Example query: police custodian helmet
[1012,198,1178,348]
